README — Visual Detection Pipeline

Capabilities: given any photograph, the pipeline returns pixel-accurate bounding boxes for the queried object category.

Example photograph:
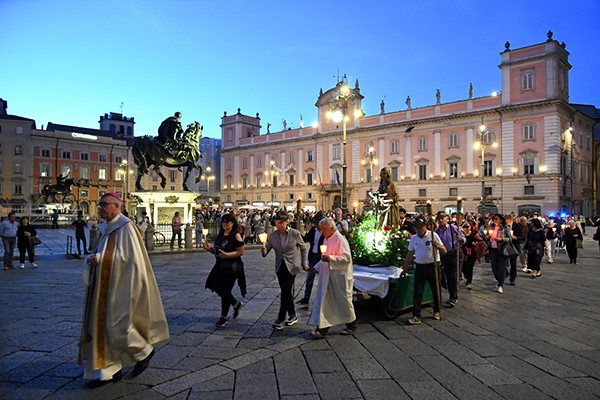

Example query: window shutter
[457,162,462,178]
[517,158,524,176]
[492,160,497,177]
[445,163,449,179]
[534,157,540,174]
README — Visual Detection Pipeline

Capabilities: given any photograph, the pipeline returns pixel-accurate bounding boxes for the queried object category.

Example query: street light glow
[492,142,498,148]
[474,142,480,150]
[311,121,318,128]
[341,85,349,95]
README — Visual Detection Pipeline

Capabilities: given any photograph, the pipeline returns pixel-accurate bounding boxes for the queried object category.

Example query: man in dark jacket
[298,212,325,305]
[398,208,416,234]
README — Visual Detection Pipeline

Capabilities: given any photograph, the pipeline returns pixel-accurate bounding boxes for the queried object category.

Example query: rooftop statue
[133,113,203,191]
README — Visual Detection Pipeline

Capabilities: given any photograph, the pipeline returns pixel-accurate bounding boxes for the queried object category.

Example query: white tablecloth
[353,265,401,298]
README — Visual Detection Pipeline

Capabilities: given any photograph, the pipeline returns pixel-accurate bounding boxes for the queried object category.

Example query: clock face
[332,110,344,124]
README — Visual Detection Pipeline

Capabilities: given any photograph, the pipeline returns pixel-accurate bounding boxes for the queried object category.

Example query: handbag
[29,236,42,246]
[576,239,583,248]
[500,241,519,257]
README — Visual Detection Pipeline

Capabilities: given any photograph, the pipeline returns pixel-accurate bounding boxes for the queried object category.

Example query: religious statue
[436,89,441,105]
[469,83,473,99]
[300,115,304,128]
[283,119,287,130]
[380,99,385,114]
[133,114,203,192]
[267,123,271,134]
[368,167,400,231]
[405,95,411,110]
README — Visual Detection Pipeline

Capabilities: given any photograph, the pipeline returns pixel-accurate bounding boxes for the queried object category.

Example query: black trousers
[412,263,441,318]
[75,234,87,254]
[508,255,518,282]
[18,243,35,263]
[277,261,296,321]
[566,241,578,262]
[463,253,476,284]
[441,251,464,302]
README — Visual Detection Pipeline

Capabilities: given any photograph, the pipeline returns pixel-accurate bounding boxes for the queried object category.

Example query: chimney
[0,98,7,115]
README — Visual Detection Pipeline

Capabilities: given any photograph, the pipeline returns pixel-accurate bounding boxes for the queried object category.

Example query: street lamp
[326,78,362,214]
[474,120,498,211]
[118,159,133,213]
[267,159,279,209]
[361,146,378,190]
[200,166,215,199]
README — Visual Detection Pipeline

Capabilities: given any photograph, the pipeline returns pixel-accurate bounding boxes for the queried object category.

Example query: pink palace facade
[220,36,596,216]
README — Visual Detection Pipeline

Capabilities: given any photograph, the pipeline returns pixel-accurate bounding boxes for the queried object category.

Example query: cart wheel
[381,299,400,320]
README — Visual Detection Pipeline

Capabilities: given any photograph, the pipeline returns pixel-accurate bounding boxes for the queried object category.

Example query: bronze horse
[41,178,79,203]
[133,121,203,191]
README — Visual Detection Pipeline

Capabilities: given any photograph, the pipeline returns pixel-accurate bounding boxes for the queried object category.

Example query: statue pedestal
[132,191,199,227]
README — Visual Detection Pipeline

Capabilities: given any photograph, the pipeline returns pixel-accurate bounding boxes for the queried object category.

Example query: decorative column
[434,130,441,177]
[466,127,474,176]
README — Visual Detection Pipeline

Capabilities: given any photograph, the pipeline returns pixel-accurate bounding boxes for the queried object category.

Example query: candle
[202,228,208,236]
[258,233,268,244]
[552,227,556,232]
[320,245,327,254]
[483,230,488,235]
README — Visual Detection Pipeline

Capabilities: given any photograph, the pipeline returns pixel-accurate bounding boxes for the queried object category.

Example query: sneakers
[20,264,25,269]
[31,263,37,268]
[272,320,285,330]
[408,316,422,325]
[216,317,228,327]
[340,328,356,335]
[310,330,327,339]
[285,315,298,326]
[446,299,457,307]
[498,286,503,293]
[548,259,553,264]
[233,302,243,318]
[509,280,515,286]
[296,298,309,305]
[433,312,441,320]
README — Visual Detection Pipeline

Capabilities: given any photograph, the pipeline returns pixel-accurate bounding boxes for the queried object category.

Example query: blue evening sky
[1,0,598,139]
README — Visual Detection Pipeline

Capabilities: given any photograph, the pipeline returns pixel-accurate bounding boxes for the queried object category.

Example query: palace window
[332,145,341,160]
[449,163,459,178]
[62,151,71,159]
[521,68,535,91]
[289,152,295,164]
[524,186,535,195]
[419,189,426,197]
[242,158,248,169]
[40,163,51,177]
[152,185,158,191]
[485,187,493,196]
[390,140,399,154]
[483,160,493,177]
[242,176,248,189]
[15,126,23,134]
[99,168,107,180]
[227,128,233,142]
[307,193,313,200]
[226,176,232,189]
[13,161,24,174]
[80,166,89,179]
[14,144,23,155]
[115,156,123,164]
[524,158,535,175]
[306,151,313,162]
[289,174,295,186]
[99,154,107,162]
[152,170,159,182]
[391,166,399,181]
[419,165,427,180]
[227,159,232,171]
[80,190,88,197]
[522,123,535,141]
[448,132,459,148]
[169,170,177,182]
[418,136,428,151]
[13,183,22,195]
[257,156,263,168]
[80,152,89,161]
[449,188,458,197]
[307,173,314,186]
[40,149,50,157]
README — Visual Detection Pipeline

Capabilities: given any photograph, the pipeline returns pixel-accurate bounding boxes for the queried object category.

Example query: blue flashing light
[560,213,567,218]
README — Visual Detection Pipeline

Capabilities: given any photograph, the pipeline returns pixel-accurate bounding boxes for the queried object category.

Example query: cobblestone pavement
[1,236,600,399]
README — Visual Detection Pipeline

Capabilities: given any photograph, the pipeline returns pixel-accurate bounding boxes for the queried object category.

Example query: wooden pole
[427,201,442,320]
[456,197,463,299]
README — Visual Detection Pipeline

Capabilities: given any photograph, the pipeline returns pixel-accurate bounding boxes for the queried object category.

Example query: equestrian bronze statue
[40,173,79,203]
[132,112,203,191]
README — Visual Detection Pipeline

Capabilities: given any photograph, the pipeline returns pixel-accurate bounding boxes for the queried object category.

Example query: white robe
[309,230,356,328]
[79,214,169,379]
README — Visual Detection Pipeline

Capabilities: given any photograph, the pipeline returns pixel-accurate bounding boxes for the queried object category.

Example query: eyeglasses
[99,202,119,208]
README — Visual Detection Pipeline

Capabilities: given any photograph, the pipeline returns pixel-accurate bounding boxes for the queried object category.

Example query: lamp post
[200,166,215,200]
[267,159,279,209]
[326,78,362,214]
[474,121,498,213]
[361,146,378,190]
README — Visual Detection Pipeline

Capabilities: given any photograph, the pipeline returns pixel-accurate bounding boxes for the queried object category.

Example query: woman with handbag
[461,223,482,290]
[563,220,583,265]
[17,217,37,269]
[488,214,512,293]
[204,213,246,328]
[505,215,521,285]
[524,218,547,277]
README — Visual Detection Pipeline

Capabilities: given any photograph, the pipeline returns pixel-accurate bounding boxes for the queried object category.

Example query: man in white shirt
[401,217,447,324]
[1,212,19,270]
[334,208,348,234]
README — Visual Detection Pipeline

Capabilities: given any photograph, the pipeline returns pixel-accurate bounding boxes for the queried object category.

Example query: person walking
[545,219,558,263]
[461,223,481,290]
[71,214,90,256]
[505,215,521,285]
[17,217,38,269]
[1,211,18,270]
[80,193,169,388]
[261,210,308,331]
[170,211,183,249]
[204,213,246,327]
[401,217,446,324]
[309,217,358,337]
[434,212,465,306]
[52,209,59,229]
[195,214,204,248]
[298,211,325,305]
[519,216,531,272]
[487,214,511,293]
[525,218,547,277]
[563,220,583,264]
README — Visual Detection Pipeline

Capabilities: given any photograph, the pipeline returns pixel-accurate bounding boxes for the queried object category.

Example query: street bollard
[145,224,154,251]
[88,223,98,252]
[185,224,193,249]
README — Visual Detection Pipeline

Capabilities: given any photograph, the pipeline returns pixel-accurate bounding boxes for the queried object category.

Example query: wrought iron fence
[151,220,220,246]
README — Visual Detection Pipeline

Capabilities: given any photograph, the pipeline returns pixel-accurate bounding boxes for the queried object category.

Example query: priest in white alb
[79,193,169,388]
[309,217,357,338]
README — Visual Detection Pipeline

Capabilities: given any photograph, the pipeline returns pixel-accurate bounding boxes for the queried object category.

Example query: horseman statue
[133,112,203,192]
[40,173,79,203]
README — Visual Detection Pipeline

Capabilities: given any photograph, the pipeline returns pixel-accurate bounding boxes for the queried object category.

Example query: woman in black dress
[563,220,583,264]
[204,213,246,327]
[524,218,547,277]
[17,217,37,269]
[461,223,482,290]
